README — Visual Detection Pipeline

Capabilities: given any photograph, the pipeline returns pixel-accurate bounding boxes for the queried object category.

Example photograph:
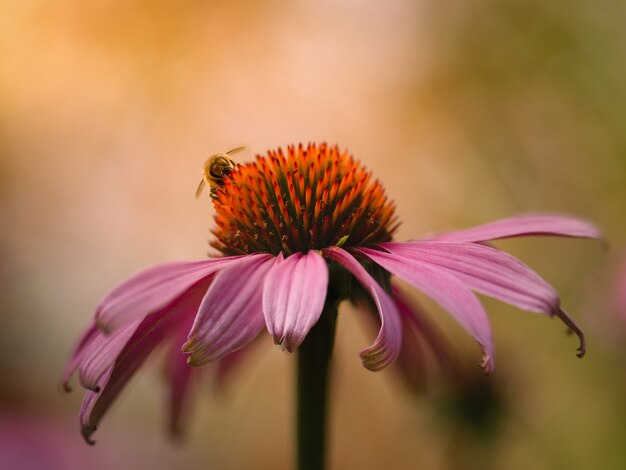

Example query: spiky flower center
[210,143,399,256]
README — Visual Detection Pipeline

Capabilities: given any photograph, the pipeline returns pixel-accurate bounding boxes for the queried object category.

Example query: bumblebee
[195,146,246,199]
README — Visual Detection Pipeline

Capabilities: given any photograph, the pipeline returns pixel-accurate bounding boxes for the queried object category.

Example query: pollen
[210,143,400,256]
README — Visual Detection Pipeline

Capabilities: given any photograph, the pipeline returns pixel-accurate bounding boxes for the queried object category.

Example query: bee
[195,146,246,199]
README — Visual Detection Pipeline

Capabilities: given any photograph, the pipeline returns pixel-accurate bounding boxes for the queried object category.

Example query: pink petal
[381,241,560,315]
[430,214,602,243]
[79,328,164,445]
[380,242,587,358]
[77,321,141,391]
[353,292,428,389]
[95,257,241,332]
[166,353,195,439]
[358,247,495,373]
[262,251,329,352]
[62,323,101,391]
[76,284,209,444]
[164,310,197,439]
[323,247,402,371]
[73,280,211,392]
[183,254,275,366]
[391,286,460,387]
[79,375,110,445]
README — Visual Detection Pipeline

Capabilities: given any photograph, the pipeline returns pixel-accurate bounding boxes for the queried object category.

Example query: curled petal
[358,247,495,373]
[95,257,240,332]
[429,214,602,243]
[67,281,210,393]
[262,251,329,351]
[62,323,101,391]
[79,375,109,445]
[354,292,427,389]
[183,254,275,366]
[555,308,586,358]
[74,284,209,443]
[323,247,402,371]
[381,241,560,315]
[77,321,141,391]
[79,325,165,445]
[380,241,587,360]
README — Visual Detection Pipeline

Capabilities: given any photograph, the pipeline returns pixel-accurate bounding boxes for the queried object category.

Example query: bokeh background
[1,1,625,469]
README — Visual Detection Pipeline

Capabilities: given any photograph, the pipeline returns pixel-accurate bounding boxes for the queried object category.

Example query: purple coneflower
[64,143,600,468]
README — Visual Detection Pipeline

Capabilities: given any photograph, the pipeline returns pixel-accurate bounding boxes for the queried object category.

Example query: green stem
[296,300,338,470]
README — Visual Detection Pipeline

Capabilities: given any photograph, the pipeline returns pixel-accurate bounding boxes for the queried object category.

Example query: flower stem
[296,300,338,470]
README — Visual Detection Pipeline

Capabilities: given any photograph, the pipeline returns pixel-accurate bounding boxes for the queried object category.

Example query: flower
[64,143,601,443]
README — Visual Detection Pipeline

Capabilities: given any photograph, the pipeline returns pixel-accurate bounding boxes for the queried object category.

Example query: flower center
[210,143,399,256]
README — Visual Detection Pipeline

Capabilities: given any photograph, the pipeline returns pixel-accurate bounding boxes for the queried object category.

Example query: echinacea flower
[64,143,601,447]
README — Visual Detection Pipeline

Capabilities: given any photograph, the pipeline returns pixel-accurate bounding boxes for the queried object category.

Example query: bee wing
[226,146,246,156]
[195,179,206,198]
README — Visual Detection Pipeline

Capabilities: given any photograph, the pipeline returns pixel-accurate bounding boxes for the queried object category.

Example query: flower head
[211,143,399,255]
[64,143,601,442]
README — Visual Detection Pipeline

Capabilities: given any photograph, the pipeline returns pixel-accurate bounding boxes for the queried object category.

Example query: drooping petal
[183,254,275,366]
[262,251,329,351]
[391,286,461,387]
[164,308,198,439]
[381,241,560,314]
[429,214,602,243]
[77,321,141,391]
[352,292,427,389]
[380,242,587,358]
[95,256,241,332]
[358,247,495,373]
[394,303,427,390]
[79,327,165,445]
[165,352,195,439]
[62,323,101,391]
[69,279,211,392]
[555,308,586,358]
[76,284,209,444]
[79,374,111,445]
[323,247,402,371]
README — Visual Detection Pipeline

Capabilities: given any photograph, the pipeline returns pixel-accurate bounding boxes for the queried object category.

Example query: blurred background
[1,0,625,468]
